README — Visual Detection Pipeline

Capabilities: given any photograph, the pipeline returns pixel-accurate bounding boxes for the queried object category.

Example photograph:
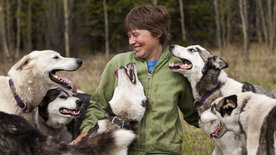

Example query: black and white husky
[88,62,147,155]
[0,111,135,154]
[200,92,276,155]
[35,87,91,142]
[168,44,276,155]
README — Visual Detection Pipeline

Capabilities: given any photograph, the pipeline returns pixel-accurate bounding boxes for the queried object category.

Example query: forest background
[0,0,276,154]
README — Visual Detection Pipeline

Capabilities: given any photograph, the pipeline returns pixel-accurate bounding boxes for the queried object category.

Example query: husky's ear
[208,56,228,70]
[14,55,31,70]
[216,95,237,117]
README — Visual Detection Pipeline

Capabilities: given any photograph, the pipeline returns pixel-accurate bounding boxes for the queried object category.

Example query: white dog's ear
[14,55,32,70]
[216,95,237,117]
[208,56,228,70]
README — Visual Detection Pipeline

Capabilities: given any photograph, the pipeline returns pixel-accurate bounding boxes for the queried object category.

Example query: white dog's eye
[59,95,67,99]
[188,48,196,53]
[53,56,60,59]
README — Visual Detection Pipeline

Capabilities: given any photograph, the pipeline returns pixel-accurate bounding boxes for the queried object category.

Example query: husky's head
[8,50,82,92]
[200,94,248,138]
[37,87,83,128]
[169,45,228,82]
[109,63,147,128]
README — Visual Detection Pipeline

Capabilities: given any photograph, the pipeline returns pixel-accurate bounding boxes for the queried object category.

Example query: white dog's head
[109,63,147,127]
[169,44,228,81]
[8,50,82,92]
[38,87,83,128]
[200,94,249,138]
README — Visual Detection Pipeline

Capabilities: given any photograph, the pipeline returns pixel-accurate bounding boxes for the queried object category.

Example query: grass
[1,44,275,154]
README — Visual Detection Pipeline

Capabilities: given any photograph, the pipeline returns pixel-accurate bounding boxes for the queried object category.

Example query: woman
[72,4,199,154]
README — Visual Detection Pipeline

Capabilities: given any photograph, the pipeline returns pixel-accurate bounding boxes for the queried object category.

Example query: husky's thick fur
[90,63,147,155]
[0,50,82,125]
[0,111,135,155]
[169,44,276,155]
[201,92,276,155]
[35,87,91,142]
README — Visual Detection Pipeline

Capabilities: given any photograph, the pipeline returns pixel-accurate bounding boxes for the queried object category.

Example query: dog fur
[0,111,135,155]
[0,50,82,125]
[90,62,147,155]
[200,92,276,155]
[35,87,91,142]
[169,44,276,155]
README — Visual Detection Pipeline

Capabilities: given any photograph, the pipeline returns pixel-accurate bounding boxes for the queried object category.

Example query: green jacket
[80,46,199,154]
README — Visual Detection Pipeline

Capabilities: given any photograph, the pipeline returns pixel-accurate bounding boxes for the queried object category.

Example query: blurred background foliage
[1,0,274,60]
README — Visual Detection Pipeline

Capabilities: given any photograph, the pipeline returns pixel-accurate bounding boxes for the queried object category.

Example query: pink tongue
[59,76,77,93]
[114,69,118,78]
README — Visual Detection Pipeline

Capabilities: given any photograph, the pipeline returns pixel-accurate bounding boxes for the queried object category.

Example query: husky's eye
[59,95,67,99]
[188,48,196,53]
[53,56,60,59]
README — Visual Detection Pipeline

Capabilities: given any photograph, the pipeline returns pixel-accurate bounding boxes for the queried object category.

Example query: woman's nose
[129,36,135,45]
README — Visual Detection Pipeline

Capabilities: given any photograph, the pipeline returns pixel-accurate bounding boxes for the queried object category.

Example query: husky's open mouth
[210,122,225,138]
[59,107,80,116]
[114,63,136,84]
[169,59,193,70]
[49,70,77,92]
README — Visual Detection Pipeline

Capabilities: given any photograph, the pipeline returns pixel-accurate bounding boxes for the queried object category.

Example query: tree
[15,0,21,58]
[63,0,70,57]
[214,0,222,50]
[103,0,109,57]
[179,0,186,41]
[0,0,12,61]
[239,0,249,60]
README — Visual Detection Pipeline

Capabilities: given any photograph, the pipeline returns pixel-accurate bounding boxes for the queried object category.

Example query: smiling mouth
[169,59,192,70]
[114,63,136,84]
[49,70,77,92]
[210,122,223,138]
[59,108,80,116]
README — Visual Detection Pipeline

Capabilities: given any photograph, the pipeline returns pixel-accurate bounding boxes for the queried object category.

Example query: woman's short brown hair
[124,5,171,45]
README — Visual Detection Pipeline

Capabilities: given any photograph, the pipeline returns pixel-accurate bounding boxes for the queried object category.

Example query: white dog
[200,92,276,155]
[169,44,276,155]
[0,50,82,125]
[87,62,147,155]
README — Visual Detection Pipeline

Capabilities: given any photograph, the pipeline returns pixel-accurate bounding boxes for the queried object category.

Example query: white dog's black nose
[76,59,83,67]
[169,44,175,53]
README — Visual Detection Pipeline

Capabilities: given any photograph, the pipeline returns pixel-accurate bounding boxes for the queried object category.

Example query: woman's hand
[69,131,88,145]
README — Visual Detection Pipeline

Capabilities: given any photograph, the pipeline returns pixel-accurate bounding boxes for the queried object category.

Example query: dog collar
[194,91,213,107]
[238,99,248,137]
[109,116,132,130]
[9,79,34,112]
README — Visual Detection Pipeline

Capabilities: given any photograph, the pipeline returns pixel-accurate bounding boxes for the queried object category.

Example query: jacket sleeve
[80,58,118,133]
[178,78,200,128]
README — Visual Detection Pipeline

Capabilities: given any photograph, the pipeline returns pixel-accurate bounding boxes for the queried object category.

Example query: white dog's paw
[113,129,135,147]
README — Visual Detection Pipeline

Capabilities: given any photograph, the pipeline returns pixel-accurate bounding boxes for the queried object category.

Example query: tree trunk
[63,0,70,57]
[179,0,186,41]
[214,0,222,51]
[26,1,32,52]
[226,0,231,46]
[0,0,12,61]
[256,0,268,47]
[239,0,249,60]
[267,0,276,54]
[255,4,263,44]
[103,0,109,57]
[15,0,21,58]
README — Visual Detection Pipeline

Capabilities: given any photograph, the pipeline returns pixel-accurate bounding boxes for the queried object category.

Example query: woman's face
[128,29,161,61]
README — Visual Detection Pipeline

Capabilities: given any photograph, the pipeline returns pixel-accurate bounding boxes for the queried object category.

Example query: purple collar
[194,91,213,107]
[238,99,248,137]
[9,79,33,112]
